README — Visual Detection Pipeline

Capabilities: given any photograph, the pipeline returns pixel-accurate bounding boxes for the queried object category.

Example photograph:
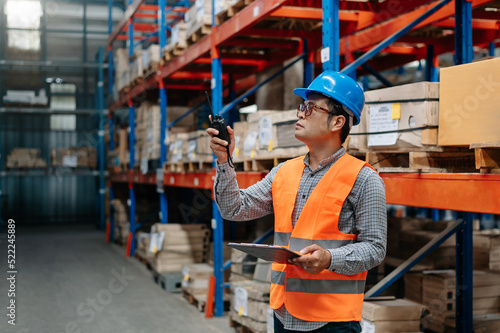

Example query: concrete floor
[0,224,235,333]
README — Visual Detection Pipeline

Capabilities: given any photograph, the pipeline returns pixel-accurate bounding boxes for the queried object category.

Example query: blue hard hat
[293,70,365,125]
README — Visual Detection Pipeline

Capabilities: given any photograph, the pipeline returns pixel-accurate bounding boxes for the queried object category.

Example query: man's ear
[329,115,346,133]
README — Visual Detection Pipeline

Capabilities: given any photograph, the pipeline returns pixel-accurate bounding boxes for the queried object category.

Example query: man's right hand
[206,116,235,164]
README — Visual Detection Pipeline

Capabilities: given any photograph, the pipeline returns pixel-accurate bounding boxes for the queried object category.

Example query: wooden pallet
[349,147,477,173]
[471,141,500,174]
[188,24,211,44]
[227,0,254,18]
[130,76,143,88]
[142,61,160,78]
[182,288,208,312]
[134,249,153,271]
[229,313,267,333]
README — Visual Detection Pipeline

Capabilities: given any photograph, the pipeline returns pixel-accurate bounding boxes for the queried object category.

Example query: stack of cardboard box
[51,147,97,168]
[361,299,425,332]
[111,199,129,245]
[150,223,210,273]
[421,270,500,332]
[7,148,47,168]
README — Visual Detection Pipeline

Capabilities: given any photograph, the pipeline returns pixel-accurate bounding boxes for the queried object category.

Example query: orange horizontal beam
[164,172,213,189]
[361,45,419,55]
[268,6,373,23]
[169,72,230,82]
[166,84,208,90]
[269,6,323,20]
[194,58,266,66]
[138,5,158,11]
[123,23,158,33]
[433,17,500,30]
[116,35,158,41]
[381,173,500,214]
[134,13,158,19]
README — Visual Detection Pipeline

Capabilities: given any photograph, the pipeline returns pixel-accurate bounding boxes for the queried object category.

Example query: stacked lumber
[361,299,425,332]
[111,199,129,245]
[230,248,257,282]
[421,270,500,332]
[51,147,97,168]
[229,250,273,333]
[130,49,144,85]
[349,81,439,151]
[386,217,456,270]
[473,231,500,271]
[230,279,272,333]
[113,48,130,97]
[7,148,47,168]
[118,128,129,169]
[141,44,160,77]
[181,263,213,311]
[150,223,210,273]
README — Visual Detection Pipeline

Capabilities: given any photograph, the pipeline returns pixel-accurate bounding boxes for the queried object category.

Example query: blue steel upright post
[489,42,495,57]
[211,0,224,317]
[126,1,137,257]
[322,0,339,71]
[303,39,313,87]
[97,47,106,230]
[107,0,115,243]
[158,0,168,224]
[455,0,473,65]
[425,45,438,82]
[455,1,473,331]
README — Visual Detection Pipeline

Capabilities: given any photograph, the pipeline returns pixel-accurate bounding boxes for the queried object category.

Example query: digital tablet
[227,242,301,263]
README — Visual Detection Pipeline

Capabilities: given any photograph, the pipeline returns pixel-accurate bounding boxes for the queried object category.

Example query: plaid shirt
[215,147,387,331]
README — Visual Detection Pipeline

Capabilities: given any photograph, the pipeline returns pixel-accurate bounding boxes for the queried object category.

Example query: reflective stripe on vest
[274,232,291,246]
[270,153,373,322]
[271,270,286,286]
[286,278,365,294]
[289,237,353,251]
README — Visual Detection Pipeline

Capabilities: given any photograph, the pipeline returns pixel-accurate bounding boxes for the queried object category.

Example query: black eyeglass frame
[296,101,331,118]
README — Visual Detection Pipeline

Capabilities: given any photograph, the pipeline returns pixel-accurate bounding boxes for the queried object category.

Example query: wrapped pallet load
[349,81,439,151]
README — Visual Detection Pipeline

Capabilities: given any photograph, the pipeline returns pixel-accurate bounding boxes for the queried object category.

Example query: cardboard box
[232,121,248,162]
[246,110,308,159]
[362,299,424,321]
[349,82,439,151]
[438,57,500,146]
[361,319,421,332]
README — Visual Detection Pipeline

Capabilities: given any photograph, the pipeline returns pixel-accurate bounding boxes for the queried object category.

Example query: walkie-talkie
[206,92,234,168]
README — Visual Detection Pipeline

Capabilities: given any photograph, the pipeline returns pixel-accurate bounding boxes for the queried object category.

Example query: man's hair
[326,98,351,144]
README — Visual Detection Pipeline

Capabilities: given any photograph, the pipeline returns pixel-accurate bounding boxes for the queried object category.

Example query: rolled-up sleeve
[214,162,282,221]
[328,171,387,275]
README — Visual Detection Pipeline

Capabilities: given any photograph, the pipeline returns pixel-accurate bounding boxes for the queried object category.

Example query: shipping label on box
[234,286,248,316]
[367,103,399,146]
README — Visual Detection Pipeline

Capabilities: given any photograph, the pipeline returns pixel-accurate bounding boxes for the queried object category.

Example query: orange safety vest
[270,153,372,322]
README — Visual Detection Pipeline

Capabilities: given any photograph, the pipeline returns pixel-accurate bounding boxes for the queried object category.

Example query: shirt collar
[303,147,346,171]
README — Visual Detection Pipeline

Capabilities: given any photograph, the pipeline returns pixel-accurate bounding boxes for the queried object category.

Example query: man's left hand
[290,244,332,274]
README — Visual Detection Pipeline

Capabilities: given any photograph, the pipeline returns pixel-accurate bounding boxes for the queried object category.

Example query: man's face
[295,93,333,144]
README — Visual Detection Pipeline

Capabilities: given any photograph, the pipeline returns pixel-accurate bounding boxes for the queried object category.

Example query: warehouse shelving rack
[107,0,500,328]
[0,51,107,228]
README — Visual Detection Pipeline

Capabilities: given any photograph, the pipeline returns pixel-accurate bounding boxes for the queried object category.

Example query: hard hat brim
[293,88,316,101]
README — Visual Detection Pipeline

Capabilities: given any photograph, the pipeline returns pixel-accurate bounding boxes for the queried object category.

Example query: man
[207,70,387,333]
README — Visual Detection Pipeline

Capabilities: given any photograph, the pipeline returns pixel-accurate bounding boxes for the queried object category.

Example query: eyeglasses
[296,102,331,118]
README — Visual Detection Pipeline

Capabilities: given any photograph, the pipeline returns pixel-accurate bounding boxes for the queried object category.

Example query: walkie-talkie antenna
[205,91,215,118]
